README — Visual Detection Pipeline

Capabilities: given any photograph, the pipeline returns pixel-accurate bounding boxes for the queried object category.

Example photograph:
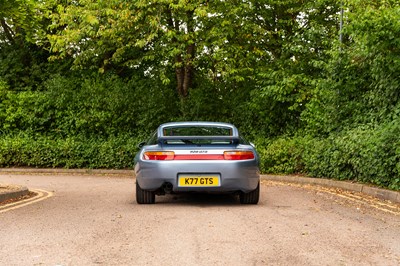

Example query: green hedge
[256,120,400,191]
[0,134,141,169]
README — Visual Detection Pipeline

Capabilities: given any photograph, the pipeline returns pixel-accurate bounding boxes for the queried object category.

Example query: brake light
[223,151,255,160]
[143,151,175,160]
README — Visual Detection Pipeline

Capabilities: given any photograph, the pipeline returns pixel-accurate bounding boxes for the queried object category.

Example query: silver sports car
[134,122,260,204]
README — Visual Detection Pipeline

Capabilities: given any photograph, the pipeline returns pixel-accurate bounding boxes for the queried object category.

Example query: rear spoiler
[158,136,240,144]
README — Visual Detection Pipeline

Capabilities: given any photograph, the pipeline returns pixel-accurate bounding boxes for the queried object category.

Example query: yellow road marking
[322,190,400,216]
[266,181,400,216]
[0,189,54,214]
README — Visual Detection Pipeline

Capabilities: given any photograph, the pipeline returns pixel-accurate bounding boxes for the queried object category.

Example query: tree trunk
[175,54,185,97]
[0,18,16,45]
[167,8,196,99]
[182,43,195,98]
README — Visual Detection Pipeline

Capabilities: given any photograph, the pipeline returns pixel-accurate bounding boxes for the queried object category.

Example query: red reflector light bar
[143,151,255,160]
[223,151,255,160]
[174,154,225,160]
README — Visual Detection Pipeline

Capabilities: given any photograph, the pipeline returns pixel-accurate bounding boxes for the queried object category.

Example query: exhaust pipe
[162,182,173,193]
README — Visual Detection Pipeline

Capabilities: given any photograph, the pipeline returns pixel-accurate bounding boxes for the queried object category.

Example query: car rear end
[135,122,260,204]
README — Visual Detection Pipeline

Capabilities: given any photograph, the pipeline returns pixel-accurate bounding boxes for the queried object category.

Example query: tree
[0,0,44,45]
[242,0,341,136]
[0,0,58,90]
[301,0,400,135]
[48,0,265,98]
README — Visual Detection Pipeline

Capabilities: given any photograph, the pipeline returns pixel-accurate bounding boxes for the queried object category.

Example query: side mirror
[137,141,146,149]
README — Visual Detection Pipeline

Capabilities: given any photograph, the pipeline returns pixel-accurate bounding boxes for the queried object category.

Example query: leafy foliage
[302,0,400,134]
[0,0,399,190]
[247,0,341,137]
[257,120,400,190]
[0,73,178,136]
[0,133,140,169]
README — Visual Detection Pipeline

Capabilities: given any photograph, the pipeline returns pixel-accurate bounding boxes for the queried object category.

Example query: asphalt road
[0,173,399,266]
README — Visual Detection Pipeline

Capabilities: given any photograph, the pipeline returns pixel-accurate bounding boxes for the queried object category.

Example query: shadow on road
[150,193,243,206]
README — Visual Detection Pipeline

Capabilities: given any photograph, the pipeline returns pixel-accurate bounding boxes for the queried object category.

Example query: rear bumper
[135,160,260,193]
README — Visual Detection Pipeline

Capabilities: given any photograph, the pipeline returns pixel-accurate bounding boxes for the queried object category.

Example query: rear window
[162,126,233,145]
[163,126,232,137]
[163,139,234,145]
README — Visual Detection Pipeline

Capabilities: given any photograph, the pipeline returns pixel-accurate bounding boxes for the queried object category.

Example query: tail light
[143,151,175,160]
[224,151,255,160]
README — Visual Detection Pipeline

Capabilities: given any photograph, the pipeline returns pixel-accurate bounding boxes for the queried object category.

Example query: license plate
[178,174,220,187]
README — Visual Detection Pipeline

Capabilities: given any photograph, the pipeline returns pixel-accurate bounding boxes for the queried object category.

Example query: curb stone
[262,174,400,204]
[0,185,29,204]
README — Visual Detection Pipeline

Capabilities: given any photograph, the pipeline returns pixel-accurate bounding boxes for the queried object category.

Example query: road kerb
[0,185,29,204]
[261,175,399,204]
[361,186,399,203]
[0,189,53,213]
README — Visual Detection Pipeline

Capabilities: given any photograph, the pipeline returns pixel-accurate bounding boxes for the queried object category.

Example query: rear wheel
[239,182,260,204]
[136,182,155,204]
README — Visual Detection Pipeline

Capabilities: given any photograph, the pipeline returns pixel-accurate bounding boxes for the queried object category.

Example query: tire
[136,182,155,204]
[239,182,260,204]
